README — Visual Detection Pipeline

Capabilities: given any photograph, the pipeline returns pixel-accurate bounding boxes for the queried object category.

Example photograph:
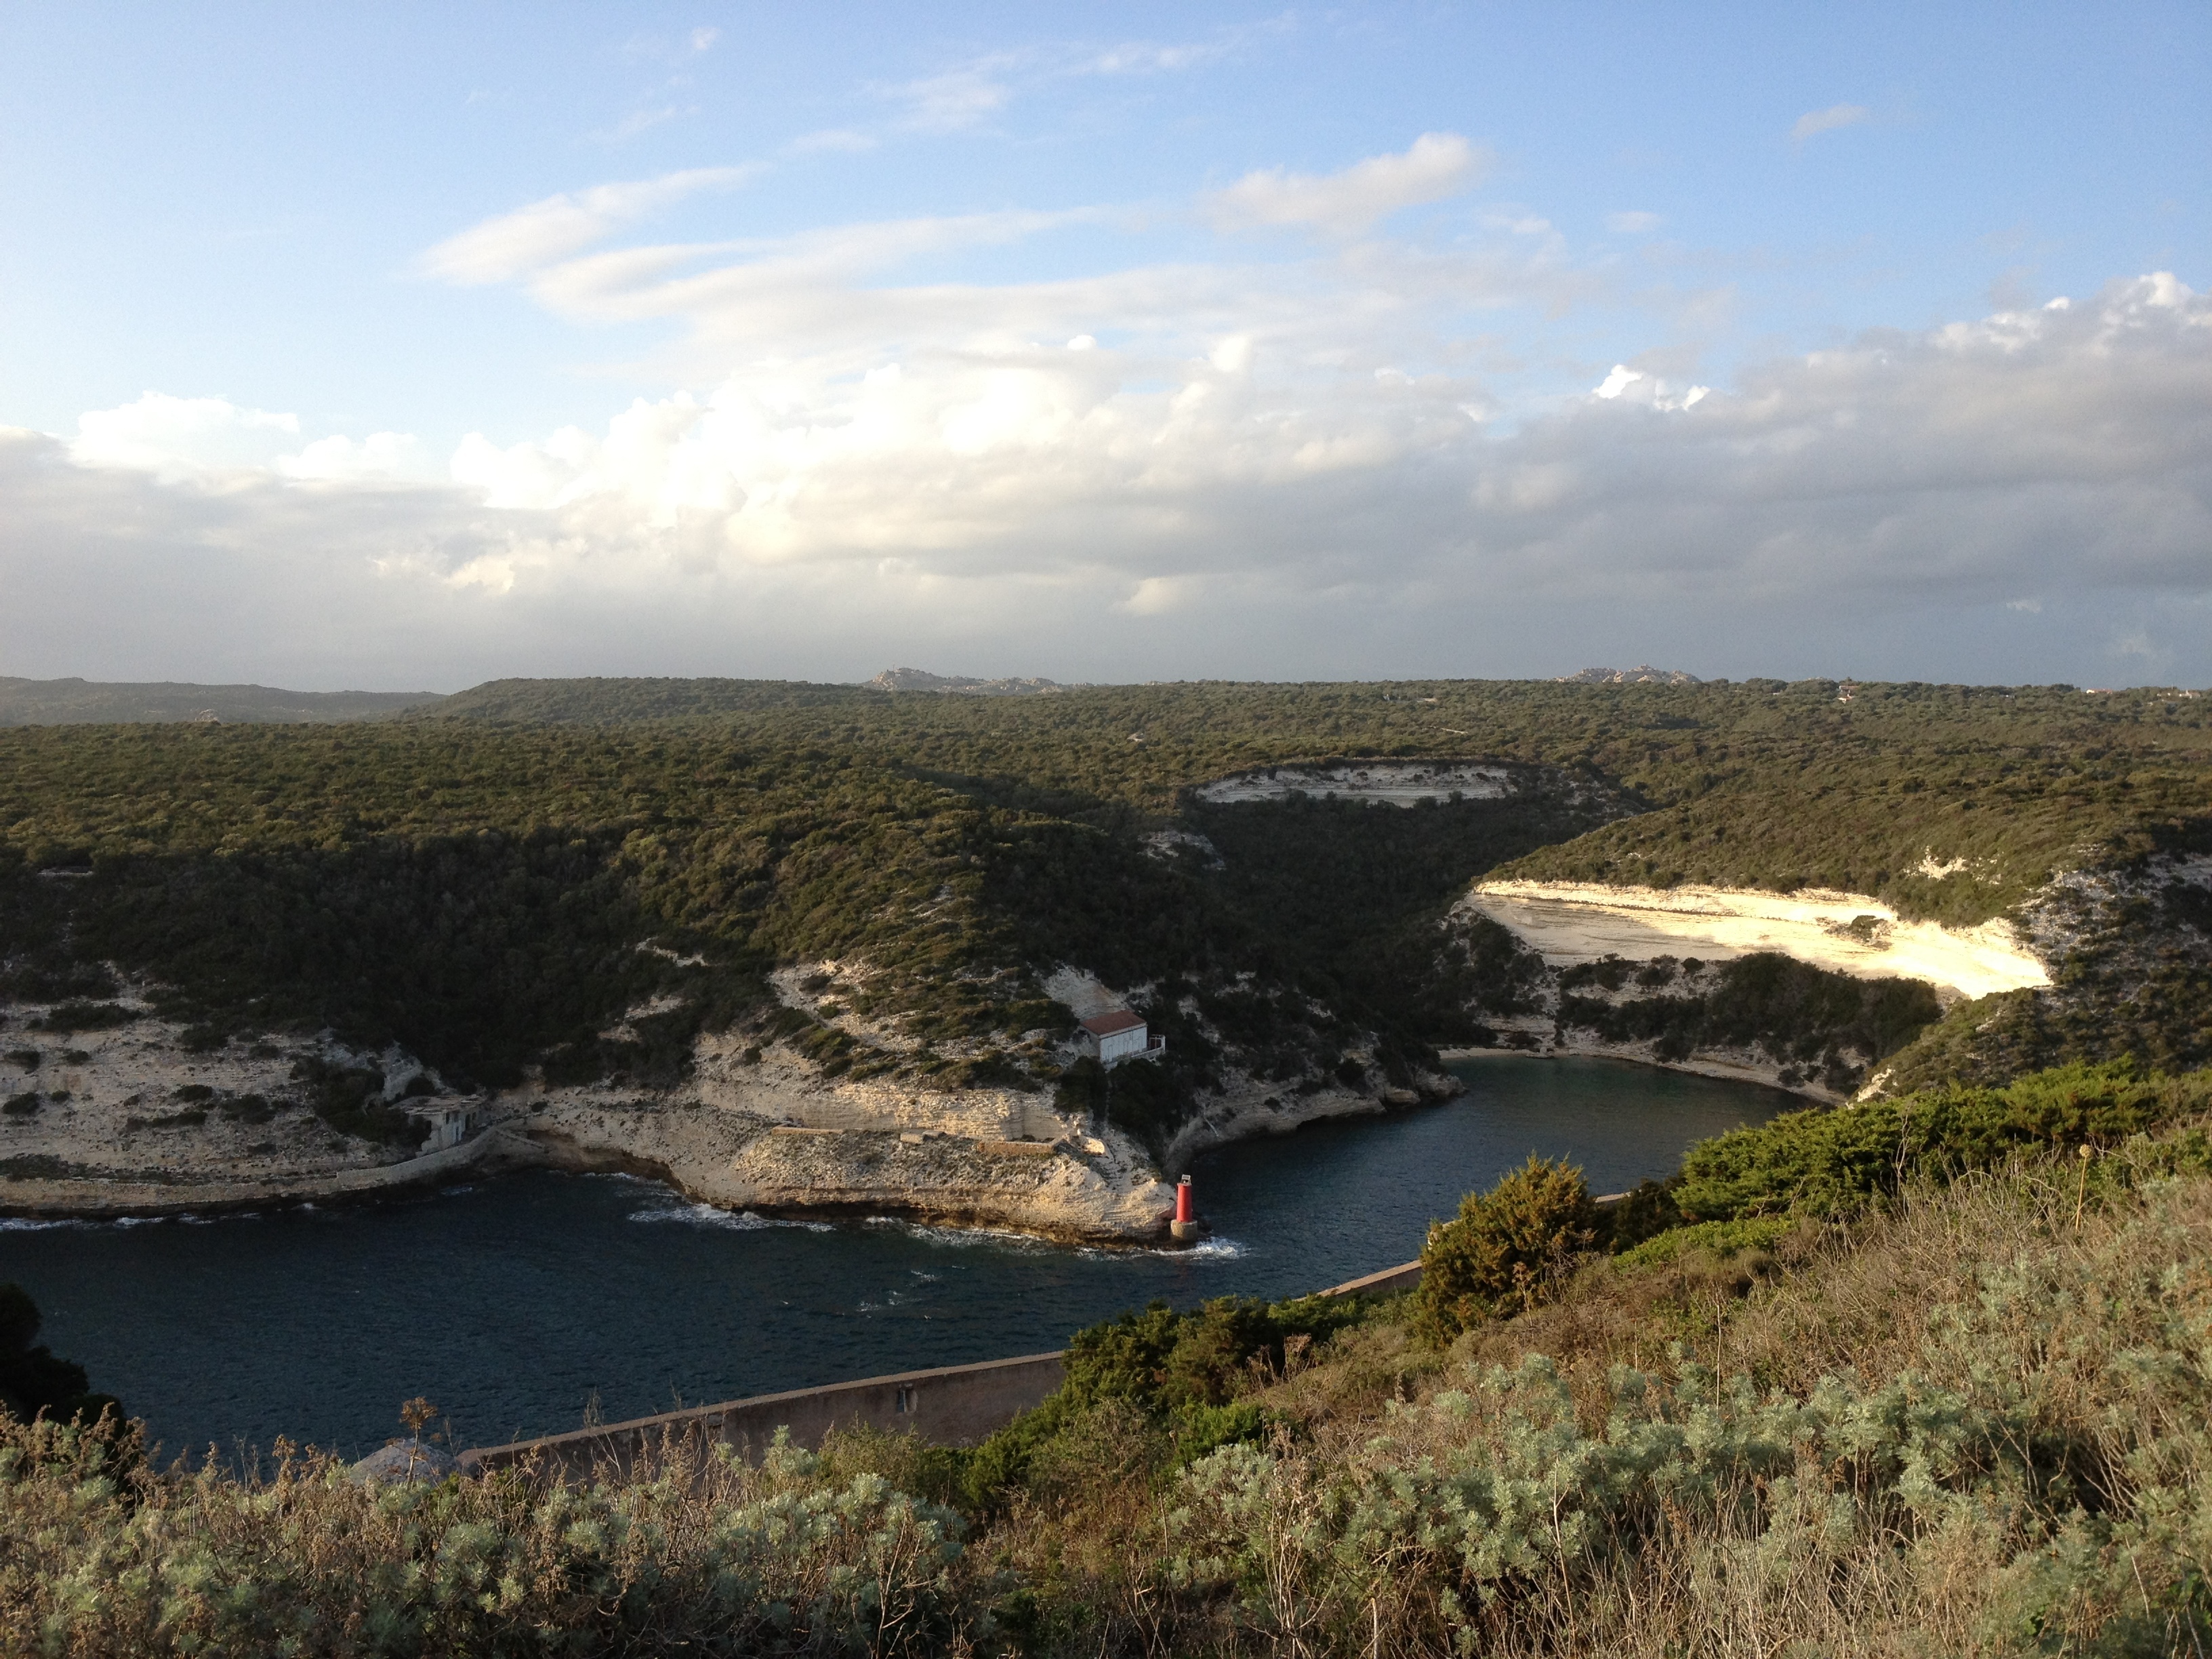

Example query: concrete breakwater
[455,1256,1429,1479]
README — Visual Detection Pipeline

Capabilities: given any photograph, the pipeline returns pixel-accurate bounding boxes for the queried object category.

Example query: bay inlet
[1,1057,1789,1460]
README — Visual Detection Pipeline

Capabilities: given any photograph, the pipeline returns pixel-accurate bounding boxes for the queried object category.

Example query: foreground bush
[1410,1155,1599,1344]
[0,1425,971,1656]
[1162,1143,2212,1656]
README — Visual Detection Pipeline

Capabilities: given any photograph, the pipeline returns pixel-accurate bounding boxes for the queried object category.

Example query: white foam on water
[0,1216,92,1232]
[1083,1235,1247,1262]
[862,1215,1057,1252]
[628,1200,833,1233]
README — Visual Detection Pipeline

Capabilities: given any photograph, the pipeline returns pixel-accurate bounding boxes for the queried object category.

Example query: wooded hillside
[1,676,2206,1122]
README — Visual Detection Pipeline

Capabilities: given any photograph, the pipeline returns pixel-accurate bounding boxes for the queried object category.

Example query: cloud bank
[5,140,2209,691]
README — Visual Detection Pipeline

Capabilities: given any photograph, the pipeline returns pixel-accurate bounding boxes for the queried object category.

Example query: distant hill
[422,677,876,723]
[1557,665,1704,686]
[867,667,1072,696]
[0,678,444,727]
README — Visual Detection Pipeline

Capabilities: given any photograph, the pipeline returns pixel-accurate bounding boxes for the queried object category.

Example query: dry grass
[1054,1143,2212,1656]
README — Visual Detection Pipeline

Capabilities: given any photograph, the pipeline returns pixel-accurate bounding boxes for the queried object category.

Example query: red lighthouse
[1170,1174,1201,1243]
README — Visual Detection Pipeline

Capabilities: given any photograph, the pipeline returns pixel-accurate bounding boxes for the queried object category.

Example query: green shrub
[958,1292,1372,1510]
[1612,1216,1790,1269]
[0,1420,973,1655]
[1672,1059,2212,1221]
[290,1057,417,1147]
[1411,1156,1599,1343]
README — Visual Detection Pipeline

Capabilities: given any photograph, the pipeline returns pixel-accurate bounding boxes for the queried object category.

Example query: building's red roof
[1080,1010,1147,1038]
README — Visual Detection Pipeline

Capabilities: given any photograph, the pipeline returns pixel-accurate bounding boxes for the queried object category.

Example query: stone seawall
[457,1257,1433,1477]
[457,1351,1071,1479]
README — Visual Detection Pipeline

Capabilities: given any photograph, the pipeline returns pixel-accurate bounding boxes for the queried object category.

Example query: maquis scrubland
[3,672,2211,1655]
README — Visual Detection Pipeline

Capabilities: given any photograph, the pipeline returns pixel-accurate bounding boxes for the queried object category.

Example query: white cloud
[1210,133,1490,238]
[888,62,1016,133]
[1606,210,1662,234]
[596,104,696,144]
[1793,103,1870,142]
[689,26,718,54]
[71,392,300,478]
[419,166,762,285]
[16,274,2204,688]
[1593,365,1641,399]
[1591,364,1708,411]
[279,432,432,483]
[1082,38,1233,76]
[71,393,436,487]
[14,104,2212,691]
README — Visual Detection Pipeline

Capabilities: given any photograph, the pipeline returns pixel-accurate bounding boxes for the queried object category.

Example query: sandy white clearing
[1465,880,2050,1000]
[1195,761,1515,806]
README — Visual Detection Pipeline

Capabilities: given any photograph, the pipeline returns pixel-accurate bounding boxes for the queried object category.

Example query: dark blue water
[0,1057,1786,1460]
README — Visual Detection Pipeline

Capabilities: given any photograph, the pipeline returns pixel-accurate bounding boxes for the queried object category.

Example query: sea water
[0,1057,1788,1459]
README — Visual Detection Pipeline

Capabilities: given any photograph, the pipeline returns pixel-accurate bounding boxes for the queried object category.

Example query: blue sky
[2,3,2207,689]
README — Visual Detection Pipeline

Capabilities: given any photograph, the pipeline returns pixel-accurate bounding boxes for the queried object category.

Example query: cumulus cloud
[1210,133,1490,238]
[66,392,434,485]
[71,392,300,479]
[419,166,761,285]
[14,148,2212,689]
[278,431,432,483]
[1793,103,1870,142]
[10,274,2207,688]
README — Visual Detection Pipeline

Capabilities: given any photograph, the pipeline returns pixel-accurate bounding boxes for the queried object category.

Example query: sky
[2,2,2207,692]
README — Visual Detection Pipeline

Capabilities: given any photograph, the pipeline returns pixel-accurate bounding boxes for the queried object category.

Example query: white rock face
[1196,761,1515,806]
[1465,880,2051,1001]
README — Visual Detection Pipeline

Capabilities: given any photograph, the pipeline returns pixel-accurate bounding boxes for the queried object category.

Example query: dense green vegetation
[1666,1057,2212,1221]
[1,677,2207,1124]
[1555,951,1946,1092]
[413,674,2212,927]
[9,1062,2210,1654]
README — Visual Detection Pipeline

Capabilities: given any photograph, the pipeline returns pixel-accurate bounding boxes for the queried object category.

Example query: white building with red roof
[1078,1010,1164,1067]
